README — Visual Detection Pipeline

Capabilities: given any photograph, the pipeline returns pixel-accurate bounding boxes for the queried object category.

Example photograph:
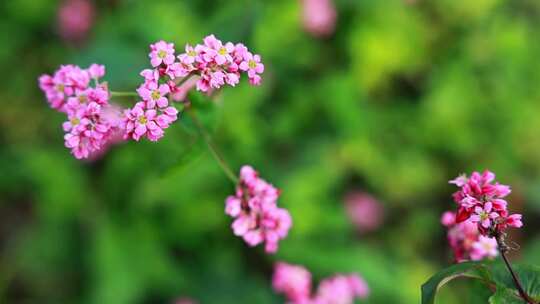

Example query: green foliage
[1,0,540,303]
[423,261,540,304]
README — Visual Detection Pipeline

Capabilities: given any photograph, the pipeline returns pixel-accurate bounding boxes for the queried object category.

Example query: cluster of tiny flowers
[39,64,124,159]
[225,166,292,253]
[449,170,523,236]
[272,262,369,304]
[122,40,180,141]
[177,34,264,91]
[441,211,498,262]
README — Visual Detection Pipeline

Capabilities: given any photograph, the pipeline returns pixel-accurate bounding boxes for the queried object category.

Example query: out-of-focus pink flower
[344,192,384,233]
[441,211,498,262]
[57,0,95,43]
[470,235,498,261]
[273,262,312,303]
[225,166,292,254]
[272,262,369,304]
[313,274,369,304]
[174,297,197,304]
[301,0,337,38]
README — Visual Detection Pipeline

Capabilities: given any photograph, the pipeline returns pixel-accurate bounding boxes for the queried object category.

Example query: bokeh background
[1,0,540,303]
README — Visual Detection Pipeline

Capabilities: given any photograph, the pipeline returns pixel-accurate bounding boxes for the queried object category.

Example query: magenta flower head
[225,166,292,254]
[449,170,523,236]
[272,262,312,303]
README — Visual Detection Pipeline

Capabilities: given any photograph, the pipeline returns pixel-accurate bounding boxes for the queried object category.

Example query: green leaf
[490,263,540,302]
[489,286,525,304]
[421,262,490,304]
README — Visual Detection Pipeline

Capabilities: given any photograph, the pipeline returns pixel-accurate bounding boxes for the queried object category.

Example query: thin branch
[496,234,536,304]
[186,106,238,184]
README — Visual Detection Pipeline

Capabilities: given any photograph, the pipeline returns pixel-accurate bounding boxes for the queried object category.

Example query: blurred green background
[1,0,540,303]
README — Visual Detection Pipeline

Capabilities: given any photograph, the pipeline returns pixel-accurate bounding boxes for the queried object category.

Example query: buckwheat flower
[140,68,160,82]
[137,81,170,108]
[123,102,163,141]
[449,170,522,236]
[470,235,498,261]
[272,262,312,303]
[504,214,523,228]
[178,44,199,65]
[469,202,499,229]
[239,52,264,85]
[149,40,175,67]
[88,64,105,79]
[225,165,291,254]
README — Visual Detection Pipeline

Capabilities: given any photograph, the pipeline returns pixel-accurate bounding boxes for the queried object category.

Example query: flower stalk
[495,233,536,304]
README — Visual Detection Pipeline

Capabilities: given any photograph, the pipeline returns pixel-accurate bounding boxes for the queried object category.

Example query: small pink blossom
[88,64,105,79]
[469,202,499,228]
[137,81,170,108]
[470,235,498,261]
[149,40,176,67]
[239,52,264,85]
[123,102,164,141]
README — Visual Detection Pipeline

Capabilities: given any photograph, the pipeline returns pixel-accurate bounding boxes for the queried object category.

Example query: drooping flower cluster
[441,211,498,262]
[39,64,124,159]
[272,262,369,304]
[225,166,292,253]
[449,170,523,236]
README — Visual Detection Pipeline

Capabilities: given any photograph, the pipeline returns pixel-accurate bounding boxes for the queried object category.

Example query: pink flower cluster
[122,40,180,141]
[39,64,124,159]
[177,34,265,91]
[441,211,498,262]
[449,170,523,235]
[225,166,291,253]
[272,262,369,304]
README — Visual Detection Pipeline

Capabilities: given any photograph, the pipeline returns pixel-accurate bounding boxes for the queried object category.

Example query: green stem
[496,234,536,304]
[110,91,138,97]
[186,107,238,184]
